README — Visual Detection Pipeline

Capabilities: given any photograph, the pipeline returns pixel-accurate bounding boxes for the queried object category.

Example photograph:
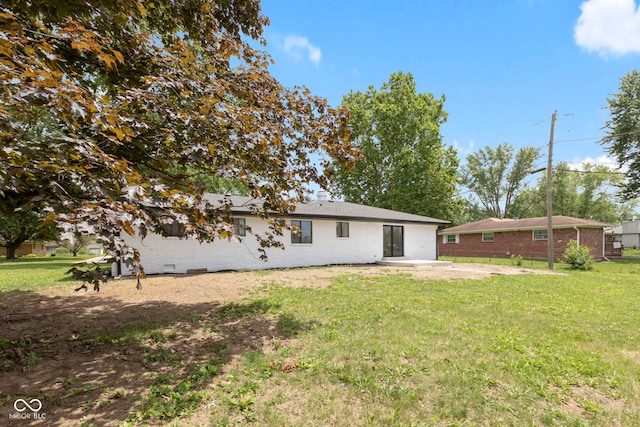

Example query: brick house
[438,216,611,260]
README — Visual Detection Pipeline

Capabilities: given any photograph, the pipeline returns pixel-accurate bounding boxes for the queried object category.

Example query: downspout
[600,227,610,261]
[436,224,445,260]
[573,226,580,246]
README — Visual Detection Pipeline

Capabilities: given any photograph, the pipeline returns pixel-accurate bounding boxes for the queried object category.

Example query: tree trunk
[5,242,21,260]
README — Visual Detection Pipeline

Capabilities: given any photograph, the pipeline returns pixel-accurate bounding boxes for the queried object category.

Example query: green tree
[168,165,250,196]
[510,162,635,223]
[461,142,541,219]
[510,164,577,219]
[602,69,640,200]
[329,71,462,220]
[1,1,356,285]
[0,198,58,260]
[59,223,92,257]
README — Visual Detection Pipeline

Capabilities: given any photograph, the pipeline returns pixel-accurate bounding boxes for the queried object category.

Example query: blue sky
[258,0,640,178]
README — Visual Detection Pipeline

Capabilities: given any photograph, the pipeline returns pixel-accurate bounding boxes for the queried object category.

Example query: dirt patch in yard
[0,263,557,426]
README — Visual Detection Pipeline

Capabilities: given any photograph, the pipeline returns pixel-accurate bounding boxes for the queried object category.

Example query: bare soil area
[0,263,556,426]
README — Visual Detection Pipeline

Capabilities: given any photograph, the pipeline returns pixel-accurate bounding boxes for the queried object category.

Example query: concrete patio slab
[376,259,453,268]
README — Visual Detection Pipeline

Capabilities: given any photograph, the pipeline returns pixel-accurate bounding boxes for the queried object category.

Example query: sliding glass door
[383,225,404,257]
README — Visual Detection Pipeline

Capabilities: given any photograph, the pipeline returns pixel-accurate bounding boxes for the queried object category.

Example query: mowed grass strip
[209,260,640,426]
[0,255,93,293]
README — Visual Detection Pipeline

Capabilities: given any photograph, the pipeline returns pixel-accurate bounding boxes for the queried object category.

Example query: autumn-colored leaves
[0,1,357,288]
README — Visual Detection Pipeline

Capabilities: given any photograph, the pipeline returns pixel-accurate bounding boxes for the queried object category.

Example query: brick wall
[439,227,604,260]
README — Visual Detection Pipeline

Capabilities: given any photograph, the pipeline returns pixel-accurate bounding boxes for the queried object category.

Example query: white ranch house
[117,193,449,275]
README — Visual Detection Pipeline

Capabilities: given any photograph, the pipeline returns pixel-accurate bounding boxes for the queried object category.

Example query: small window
[234,218,246,236]
[482,232,494,242]
[336,222,349,238]
[162,221,184,238]
[446,234,458,244]
[533,229,548,241]
[291,220,312,244]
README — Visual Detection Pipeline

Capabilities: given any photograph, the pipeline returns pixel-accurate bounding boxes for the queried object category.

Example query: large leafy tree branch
[0,1,356,286]
[602,69,640,200]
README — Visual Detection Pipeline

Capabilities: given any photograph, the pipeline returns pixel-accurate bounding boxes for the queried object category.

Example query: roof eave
[440,223,611,234]
[232,209,449,225]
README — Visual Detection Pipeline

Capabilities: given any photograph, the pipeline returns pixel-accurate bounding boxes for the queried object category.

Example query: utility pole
[546,110,556,270]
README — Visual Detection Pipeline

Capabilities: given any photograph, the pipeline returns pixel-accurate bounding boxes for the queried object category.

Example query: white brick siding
[118,217,439,275]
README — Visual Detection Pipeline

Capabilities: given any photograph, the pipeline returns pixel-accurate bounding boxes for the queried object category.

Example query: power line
[555,129,640,144]
[555,167,627,175]
[554,136,603,143]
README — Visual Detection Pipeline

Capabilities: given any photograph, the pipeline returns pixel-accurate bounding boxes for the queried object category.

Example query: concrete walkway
[376,259,453,268]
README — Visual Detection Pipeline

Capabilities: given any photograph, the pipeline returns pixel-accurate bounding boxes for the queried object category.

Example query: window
[336,222,349,238]
[234,218,246,236]
[482,232,494,242]
[445,234,458,244]
[162,221,184,238]
[533,229,548,241]
[383,225,404,257]
[291,220,312,244]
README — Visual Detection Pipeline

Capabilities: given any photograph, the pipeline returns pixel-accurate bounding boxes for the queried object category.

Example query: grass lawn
[202,259,640,426]
[1,256,639,425]
[0,255,95,293]
[439,254,552,269]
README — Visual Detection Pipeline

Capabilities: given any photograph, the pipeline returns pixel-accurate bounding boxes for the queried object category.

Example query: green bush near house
[563,239,594,270]
[510,254,523,266]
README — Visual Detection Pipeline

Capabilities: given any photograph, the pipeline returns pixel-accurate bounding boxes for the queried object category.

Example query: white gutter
[573,226,580,246]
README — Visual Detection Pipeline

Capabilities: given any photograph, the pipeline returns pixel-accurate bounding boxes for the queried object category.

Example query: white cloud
[452,139,475,162]
[575,0,640,56]
[568,154,623,170]
[283,35,322,66]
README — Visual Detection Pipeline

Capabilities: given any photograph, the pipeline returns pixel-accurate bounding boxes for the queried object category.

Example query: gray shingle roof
[203,194,449,225]
[440,216,611,234]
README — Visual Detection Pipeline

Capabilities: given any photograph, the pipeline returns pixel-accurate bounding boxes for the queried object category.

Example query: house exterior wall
[119,217,439,275]
[621,221,640,248]
[439,227,605,260]
[0,242,47,257]
[622,220,640,233]
[622,234,640,249]
[604,234,622,257]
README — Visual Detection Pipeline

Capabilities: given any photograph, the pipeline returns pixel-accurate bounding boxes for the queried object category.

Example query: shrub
[25,254,38,258]
[562,240,594,270]
[510,254,523,267]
